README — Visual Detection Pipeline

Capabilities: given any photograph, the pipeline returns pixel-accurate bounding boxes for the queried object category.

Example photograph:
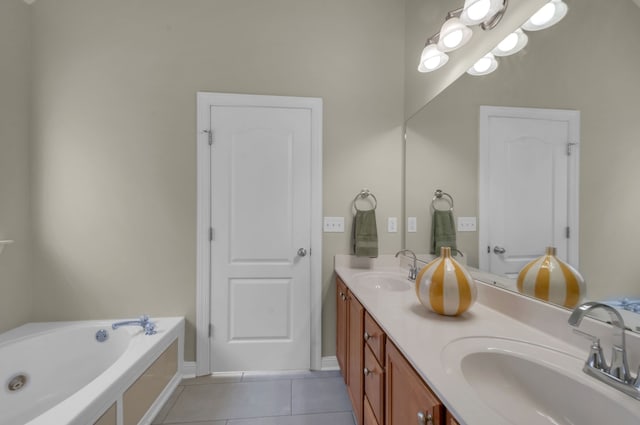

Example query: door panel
[210,103,312,372]
[479,106,580,277]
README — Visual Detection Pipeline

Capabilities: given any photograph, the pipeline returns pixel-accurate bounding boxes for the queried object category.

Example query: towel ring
[353,189,377,212]
[431,189,454,211]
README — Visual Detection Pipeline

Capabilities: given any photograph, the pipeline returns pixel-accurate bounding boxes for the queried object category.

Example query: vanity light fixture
[522,0,568,31]
[418,0,507,73]
[492,28,528,56]
[467,52,499,76]
[418,40,449,73]
[437,16,473,52]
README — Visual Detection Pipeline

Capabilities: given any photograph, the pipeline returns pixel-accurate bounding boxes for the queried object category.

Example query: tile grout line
[290,378,294,416]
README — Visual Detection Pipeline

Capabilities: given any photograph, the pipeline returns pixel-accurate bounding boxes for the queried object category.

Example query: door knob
[297,248,307,257]
[493,246,506,254]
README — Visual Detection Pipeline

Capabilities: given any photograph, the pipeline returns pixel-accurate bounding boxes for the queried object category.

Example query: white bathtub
[0,317,184,425]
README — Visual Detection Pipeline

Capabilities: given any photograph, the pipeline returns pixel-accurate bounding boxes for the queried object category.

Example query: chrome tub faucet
[112,314,157,335]
[395,249,418,281]
[568,301,640,399]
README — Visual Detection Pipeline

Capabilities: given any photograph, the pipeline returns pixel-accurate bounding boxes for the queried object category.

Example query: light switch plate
[457,216,477,232]
[387,217,398,233]
[407,217,417,233]
[323,216,345,232]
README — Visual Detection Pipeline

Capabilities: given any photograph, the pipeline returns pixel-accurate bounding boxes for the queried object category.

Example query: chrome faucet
[112,314,157,335]
[568,301,640,400]
[395,249,418,281]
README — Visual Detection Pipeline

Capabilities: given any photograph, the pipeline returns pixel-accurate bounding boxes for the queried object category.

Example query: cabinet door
[364,395,379,425]
[348,292,364,425]
[386,341,444,425]
[364,345,384,425]
[336,277,349,382]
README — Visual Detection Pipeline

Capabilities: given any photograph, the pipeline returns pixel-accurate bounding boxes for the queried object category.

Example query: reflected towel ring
[353,189,377,212]
[431,189,454,211]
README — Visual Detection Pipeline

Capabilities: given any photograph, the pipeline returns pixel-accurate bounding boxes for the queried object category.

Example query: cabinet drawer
[364,312,385,363]
[364,344,384,425]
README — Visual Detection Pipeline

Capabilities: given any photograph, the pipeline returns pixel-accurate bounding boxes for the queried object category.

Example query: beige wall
[405,0,640,301]
[27,0,405,361]
[0,0,32,333]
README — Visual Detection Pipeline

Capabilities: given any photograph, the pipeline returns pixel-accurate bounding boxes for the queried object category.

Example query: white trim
[181,361,197,379]
[321,356,340,371]
[196,92,323,376]
[479,105,580,271]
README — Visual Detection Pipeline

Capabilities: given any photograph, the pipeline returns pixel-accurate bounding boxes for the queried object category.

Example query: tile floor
[152,370,355,425]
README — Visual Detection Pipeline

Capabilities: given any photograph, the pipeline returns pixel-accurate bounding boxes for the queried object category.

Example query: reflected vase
[416,246,477,316]
[517,246,586,308]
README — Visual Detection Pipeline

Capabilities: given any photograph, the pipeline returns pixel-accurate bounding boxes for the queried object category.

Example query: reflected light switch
[457,217,477,232]
[407,217,417,233]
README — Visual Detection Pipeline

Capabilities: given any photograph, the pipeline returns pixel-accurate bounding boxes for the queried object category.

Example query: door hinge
[566,226,570,238]
[567,142,577,156]
[208,324,212,337]
[203,129,213,145]
[209,227,214,241]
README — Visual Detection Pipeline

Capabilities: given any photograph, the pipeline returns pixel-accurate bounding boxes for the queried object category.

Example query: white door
[207,96,318,372]
[479,106,580,278]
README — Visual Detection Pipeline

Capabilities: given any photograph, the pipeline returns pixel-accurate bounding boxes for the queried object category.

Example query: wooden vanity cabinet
[386,341,445,425]
[347,292,364,425]
[336,277,349,379]
[337,275,452,425]
[336,275,365,425]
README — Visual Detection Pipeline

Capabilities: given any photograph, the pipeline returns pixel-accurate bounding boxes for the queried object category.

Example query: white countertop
[335,254,640,425]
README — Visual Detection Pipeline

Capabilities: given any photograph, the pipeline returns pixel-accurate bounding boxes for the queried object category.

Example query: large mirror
[404,0,640,319]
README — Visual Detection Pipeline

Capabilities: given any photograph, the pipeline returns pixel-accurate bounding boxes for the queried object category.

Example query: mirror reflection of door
[479,106,580,278]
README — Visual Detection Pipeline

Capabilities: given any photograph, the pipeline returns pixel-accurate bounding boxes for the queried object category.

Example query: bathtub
[0,317,184,425]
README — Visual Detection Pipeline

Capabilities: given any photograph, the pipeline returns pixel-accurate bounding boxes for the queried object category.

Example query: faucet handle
[572,329,607,371]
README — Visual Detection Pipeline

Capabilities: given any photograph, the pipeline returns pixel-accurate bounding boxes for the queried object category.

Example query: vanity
[335,254,640,425]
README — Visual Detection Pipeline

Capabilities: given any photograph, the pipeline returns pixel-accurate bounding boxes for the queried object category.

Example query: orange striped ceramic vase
[517,246,585,308]
[415,247,477,316]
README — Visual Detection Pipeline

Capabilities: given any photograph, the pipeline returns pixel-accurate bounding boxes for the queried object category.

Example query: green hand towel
[352,209,378,258]
[430,209,457,256]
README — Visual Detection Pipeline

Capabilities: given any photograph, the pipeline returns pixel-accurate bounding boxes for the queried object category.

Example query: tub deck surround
[0,317,185,425]
[334,255,640,425]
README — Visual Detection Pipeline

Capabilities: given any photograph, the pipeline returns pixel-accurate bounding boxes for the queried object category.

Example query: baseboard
[321,356,339,371]
[182,361,197,378]
[184,359,337,376]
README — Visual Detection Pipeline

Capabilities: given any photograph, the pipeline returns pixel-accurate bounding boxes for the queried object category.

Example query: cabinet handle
[363,367,370,376]
[364,331,370,341]
[417,411,433,425]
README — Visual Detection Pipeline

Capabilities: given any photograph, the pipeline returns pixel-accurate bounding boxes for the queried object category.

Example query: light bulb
[492,29,528,56]
[437,18,472,52]
[467,53,498,76]
[474,57,492,73]
[443,29,464,49]
[461,0,504,25]
[530,2,556,26]
[467,0,491,21]
[522,0,568,31]
[417,44,449,73]
[498,33,518,52]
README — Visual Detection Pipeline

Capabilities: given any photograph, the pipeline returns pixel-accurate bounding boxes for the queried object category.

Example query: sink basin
[441,337,640,425]
[351,271,411,292]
